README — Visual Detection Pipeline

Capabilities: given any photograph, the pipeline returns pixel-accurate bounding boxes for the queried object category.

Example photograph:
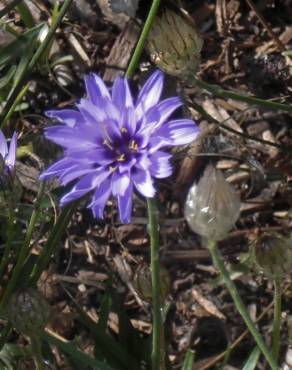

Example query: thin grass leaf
[42,331,116,370]
[0,23,44,68]
[76,305,140,370]
[0,66,16,89]
[97,282,112,333]
[182,350,195,370]
[16,2,35,28]
[0,343,29,369]
[242,347,261,370]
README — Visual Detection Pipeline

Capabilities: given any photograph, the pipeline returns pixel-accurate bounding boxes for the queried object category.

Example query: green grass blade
[16,1,35,28]
[242,347,261,370]
[42,331,116,370]
[182,350,195,370]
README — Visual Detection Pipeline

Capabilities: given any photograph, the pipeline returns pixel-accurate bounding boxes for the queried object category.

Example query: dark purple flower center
[101,129,141,171]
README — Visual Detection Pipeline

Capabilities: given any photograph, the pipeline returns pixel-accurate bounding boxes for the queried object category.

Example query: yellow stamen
[103,139,114,150]
[117,154,125,162]
[129,140,138,151]
[109,166,117,172]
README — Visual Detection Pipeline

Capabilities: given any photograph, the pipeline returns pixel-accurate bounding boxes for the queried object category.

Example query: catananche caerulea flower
[0,130,17,175]
[41,70,200,223]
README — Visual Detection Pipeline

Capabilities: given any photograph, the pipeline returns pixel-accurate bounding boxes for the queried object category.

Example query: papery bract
[185,164,240,241]
[41,70,200,223]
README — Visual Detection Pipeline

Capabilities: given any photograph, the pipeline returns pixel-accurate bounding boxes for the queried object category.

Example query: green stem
[126,0,161,78]
[124,1,163,368]
[0,0,73,127]
[31,335,44,370]
[147,198,162,370]
[29,203,76,285]
[207,240,278,370]
[0,205,15,281]
[272,279,282,361]
[192,77,292,114]
[16,1,35,28]
[1,84,29,129]
[0,182,45,311]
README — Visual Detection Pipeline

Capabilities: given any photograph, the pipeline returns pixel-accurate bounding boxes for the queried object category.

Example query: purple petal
[6,132,17,168]
[40,158,75,180]
[131,168,155,198]
[77,98,107,125]
[111,171,130,196]
[78,98,120,130]
[149,151,172,179]
[45,110,83,127]
[118,156,137,173]
[135,70,164,121]
[60,169,109,206]
[45,126,97,149]
[121,107,136,136]
[66,148,115,166]
[84,74,110,104]
[117,181,133,223]
[151,119,200,148]
[144,97,182,132]
[89,177,112,218]
[59,167,96,186]
[0,130,8,158]
[112,76,134,112]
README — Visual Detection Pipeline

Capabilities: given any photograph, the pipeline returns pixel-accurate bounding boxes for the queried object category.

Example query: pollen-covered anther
[109,165,117,172]
[103,139,114,150]
[117,154,125,162]
[121,127,128,134]
[129,140,138,151]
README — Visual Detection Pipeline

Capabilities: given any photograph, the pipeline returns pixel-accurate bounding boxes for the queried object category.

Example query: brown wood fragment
[103,20,141,81]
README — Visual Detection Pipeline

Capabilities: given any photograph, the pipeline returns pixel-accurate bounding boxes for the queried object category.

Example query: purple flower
[41,70,200,223]
[0,130,17,175]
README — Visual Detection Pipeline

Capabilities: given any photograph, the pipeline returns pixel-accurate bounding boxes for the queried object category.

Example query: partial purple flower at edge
[0,130,17,175]
[40,70,200,223]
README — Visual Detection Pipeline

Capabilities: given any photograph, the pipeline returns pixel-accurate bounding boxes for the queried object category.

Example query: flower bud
[133,264,170,303]
[147,10,203,79]
[253,233,292,279]
[8,288,50,336]
[185,164,240,241]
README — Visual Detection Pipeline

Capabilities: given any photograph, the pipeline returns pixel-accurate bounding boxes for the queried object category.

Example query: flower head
[147,10,203,79]
[41,70,199,223]
[253,233,292,279]
[0,130,17,175]
[185,164,240,241]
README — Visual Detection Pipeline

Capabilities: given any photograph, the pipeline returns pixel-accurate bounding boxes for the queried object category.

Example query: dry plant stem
[190,100,285,150]
[192,77,292,114]
[245,0,285,51]
[0,0,23,18]
[272,278,282,361]
[207,240,278,370]
[200,284,291,370]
